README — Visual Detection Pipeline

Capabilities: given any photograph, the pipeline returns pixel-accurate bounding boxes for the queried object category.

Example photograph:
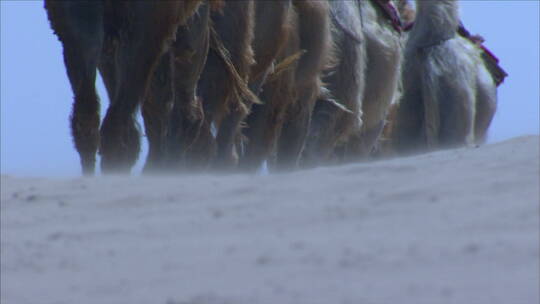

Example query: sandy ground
[1,136,539,304]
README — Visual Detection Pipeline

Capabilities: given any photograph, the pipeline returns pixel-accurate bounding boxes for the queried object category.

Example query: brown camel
[186,0,295,171]
[241,0,333,171]
[187,0,257,170]
[45,0,214,175]
[142,2,213,173]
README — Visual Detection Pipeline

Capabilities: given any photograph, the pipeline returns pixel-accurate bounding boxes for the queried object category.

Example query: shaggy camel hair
[304,0,404,166]
[188,0,292,171]
[141,3,212,173]
[184,0,294,172]
[373,0,415,157]
[241,0,333,172]
[302,0,366,167]
[343,0,404,160]
[391,0,500,153]
[188,0,256,171]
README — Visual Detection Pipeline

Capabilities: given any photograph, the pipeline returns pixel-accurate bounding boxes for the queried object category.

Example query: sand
[1,136,539,304]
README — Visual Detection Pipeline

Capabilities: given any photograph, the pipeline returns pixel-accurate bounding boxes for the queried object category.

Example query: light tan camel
[304,0,404,165]
[341,0,404,160]
[391,0,505,154]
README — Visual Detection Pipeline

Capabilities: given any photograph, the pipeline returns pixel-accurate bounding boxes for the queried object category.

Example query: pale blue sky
[1,1,539,176]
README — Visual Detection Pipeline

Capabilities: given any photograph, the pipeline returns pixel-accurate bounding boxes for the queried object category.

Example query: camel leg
[239,0,295,172]
[241,103,270,172]
[240,105,278,172]
[141,52,175,173]
[184,120,216,170]
[167,91,204,169]
[241,84,289,172]
[97,38,117,103]
[206,0,255,170]
[276,107,311,170]
[99,67,144,173]
[214,108,245,169]
[65,47,102,176]
[276,88,316,170]
[197,49,242,169]
[100,4,181,173]
[49,2,105,175]
[303,99,341,167]
[250,0,292,87]
[275,0,330,170]
[303,9,366,166]
[167,4,210,169]
[474,71,498,145]
[345,120,385,160]
[437,79,476,148]
[348,29,401,158]
[391,86,424,154]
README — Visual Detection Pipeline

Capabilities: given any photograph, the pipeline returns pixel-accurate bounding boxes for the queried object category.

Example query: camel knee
[99,110,141,174]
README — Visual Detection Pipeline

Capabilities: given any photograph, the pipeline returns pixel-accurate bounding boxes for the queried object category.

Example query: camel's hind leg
[46,1,105,175]
[276,90,314,170]
[249,0,292,95]
[435,78,476,148]
[391,86,424,154]
[347,30,401,158]
[204,0,255,170]
[474,69,497,144]
[275,0,331,170]
[241,77,292,172]
[239,0,294,172]
[213,1,255,170]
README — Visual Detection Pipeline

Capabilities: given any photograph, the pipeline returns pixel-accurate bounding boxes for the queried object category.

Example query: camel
[185,0,298,171]
[142,2,212,173]
[457,25,507,144]
[343,0,404,159]
[371,0,415,157]
[302,0,366,167]
[183,0,296,172]
[187,0,257,170]
[45,0,217,175]
[303,0,404,165]
[391,0,505,153]
[241,0,333,171]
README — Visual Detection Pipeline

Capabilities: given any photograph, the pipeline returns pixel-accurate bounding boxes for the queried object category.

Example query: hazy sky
[1,1,539,176]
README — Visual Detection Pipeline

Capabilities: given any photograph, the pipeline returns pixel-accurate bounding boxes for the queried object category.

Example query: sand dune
[1,136,539,304]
